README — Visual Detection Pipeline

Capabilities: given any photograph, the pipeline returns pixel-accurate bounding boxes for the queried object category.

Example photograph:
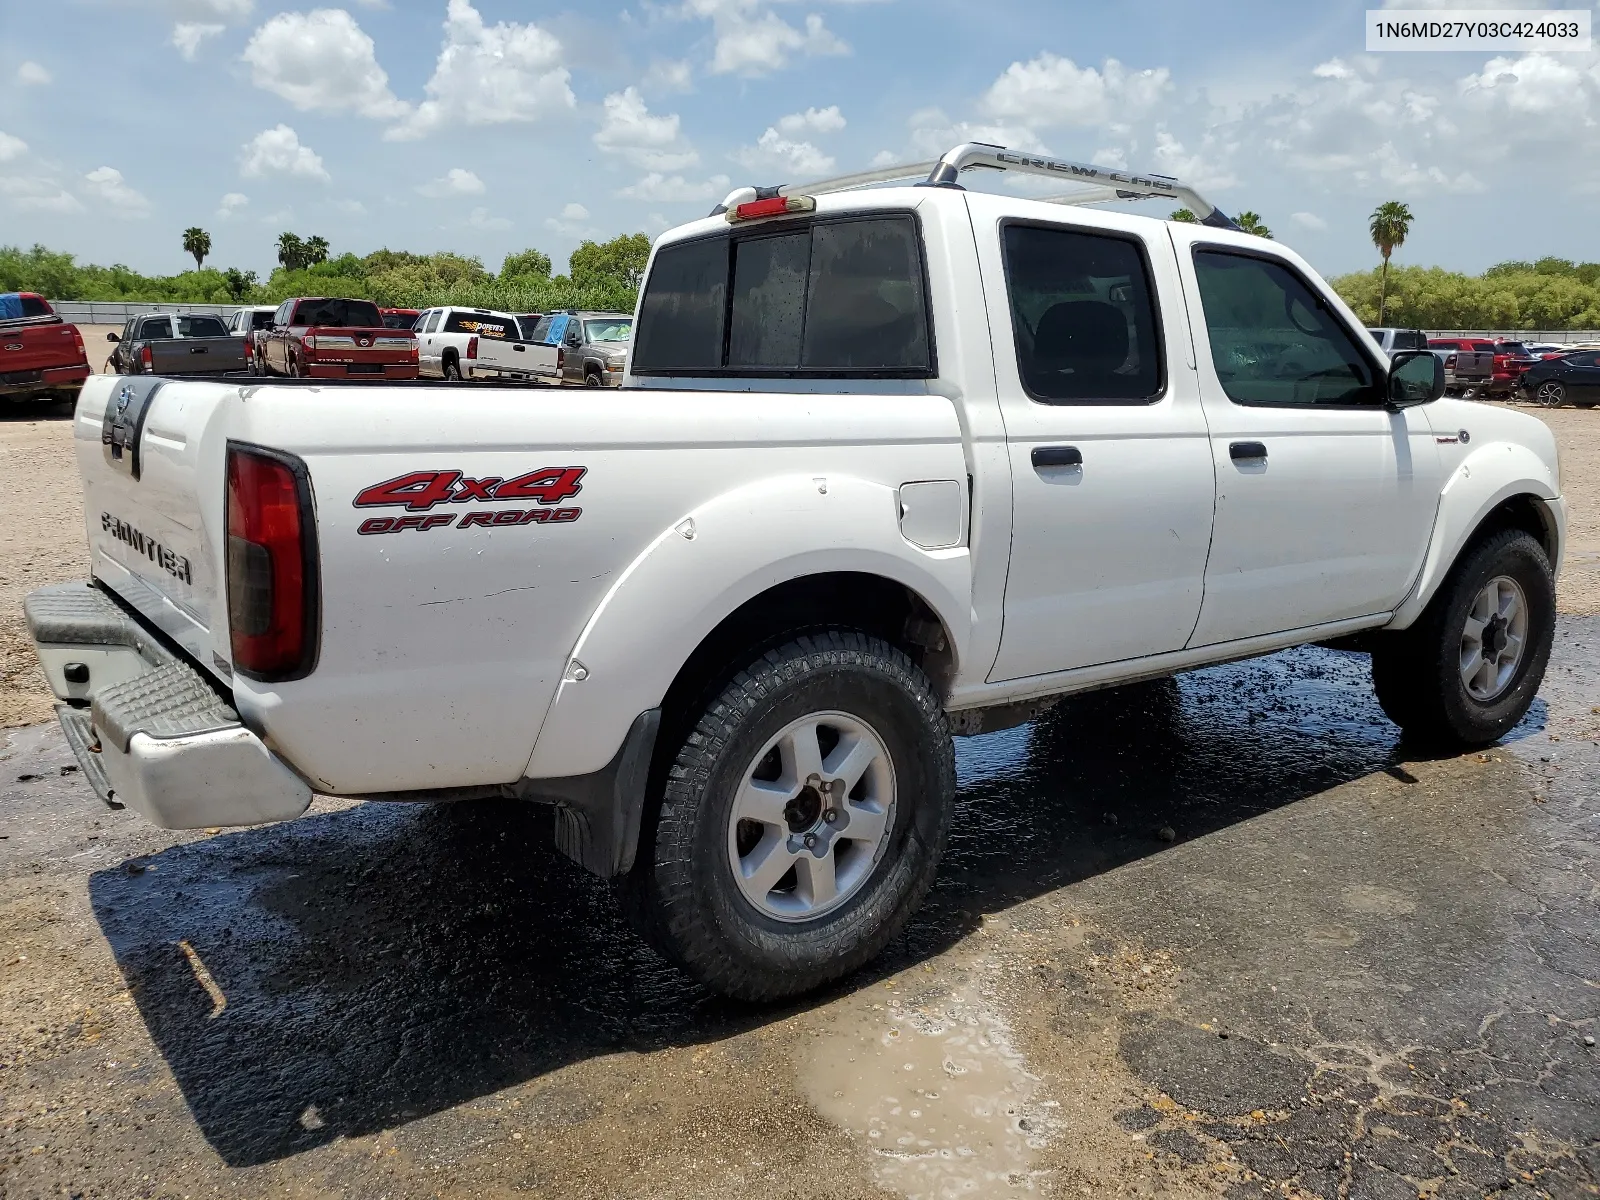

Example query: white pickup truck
[26,144,1565,1001]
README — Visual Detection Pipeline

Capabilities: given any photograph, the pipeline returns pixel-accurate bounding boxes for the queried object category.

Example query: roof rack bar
[709,142,1240,231]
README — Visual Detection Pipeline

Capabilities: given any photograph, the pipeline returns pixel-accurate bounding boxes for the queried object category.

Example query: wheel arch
[1390,446,1562,629]
[523,473,971,782]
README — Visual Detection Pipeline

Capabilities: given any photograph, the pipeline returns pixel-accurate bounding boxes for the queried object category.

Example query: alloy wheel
[1536,381,1565,408]
[1460,574,1529,702]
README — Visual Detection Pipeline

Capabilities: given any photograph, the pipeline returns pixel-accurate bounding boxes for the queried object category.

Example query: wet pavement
[2,624,1596,1199]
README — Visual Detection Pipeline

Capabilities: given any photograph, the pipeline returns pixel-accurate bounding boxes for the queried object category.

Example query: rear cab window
[632,212,933,377]
[141,316,173,339]
[293,299,383,328]
[177,315,228,338]
[443,312,513,338]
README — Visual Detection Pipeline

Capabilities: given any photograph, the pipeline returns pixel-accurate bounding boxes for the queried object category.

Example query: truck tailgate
[148,336,247,375]
[1,320,86,379]
[74,375,229,678]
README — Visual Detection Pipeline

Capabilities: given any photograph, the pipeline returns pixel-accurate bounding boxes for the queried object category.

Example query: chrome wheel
[1536,381,1565,408]
[1460,575,1528,702]
[726,710,896,922]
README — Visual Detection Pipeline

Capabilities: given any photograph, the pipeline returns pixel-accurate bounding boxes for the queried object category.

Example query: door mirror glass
[106,332,119,342]
[1388,350,1444,407]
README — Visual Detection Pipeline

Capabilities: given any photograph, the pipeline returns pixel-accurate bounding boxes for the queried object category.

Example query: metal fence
[1425,330,1600,344]
[50,301,242,324]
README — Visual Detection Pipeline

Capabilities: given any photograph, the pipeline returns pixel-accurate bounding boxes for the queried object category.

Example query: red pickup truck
[0,292,91,403]
[257,297,419,380]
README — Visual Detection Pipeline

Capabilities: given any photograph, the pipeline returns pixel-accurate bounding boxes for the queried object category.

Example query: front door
[1558,351,1600,405]
[983,215,1217,682]
[1175,240,1442,646]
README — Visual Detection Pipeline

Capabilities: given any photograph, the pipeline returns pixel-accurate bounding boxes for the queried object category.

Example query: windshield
[584,318,633,343]
[293,298,384,328]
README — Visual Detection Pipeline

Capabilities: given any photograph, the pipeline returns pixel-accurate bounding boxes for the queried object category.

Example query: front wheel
[625,631,955,1001]
[1371,529,1555,747]
[1535,380,1566,408]
[584,369,602,387]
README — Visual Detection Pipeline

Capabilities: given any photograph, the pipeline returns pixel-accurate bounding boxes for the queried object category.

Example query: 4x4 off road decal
[353,467,584,535]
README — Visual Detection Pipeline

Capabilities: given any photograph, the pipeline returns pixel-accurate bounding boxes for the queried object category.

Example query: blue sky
[1,0,1597,280]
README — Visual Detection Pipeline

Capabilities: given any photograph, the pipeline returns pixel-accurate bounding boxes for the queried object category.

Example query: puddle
[799,983,1057,1198]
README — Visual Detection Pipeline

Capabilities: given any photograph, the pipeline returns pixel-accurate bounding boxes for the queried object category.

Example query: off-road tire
[1371,529,1554,747]
[624,630,955,1001]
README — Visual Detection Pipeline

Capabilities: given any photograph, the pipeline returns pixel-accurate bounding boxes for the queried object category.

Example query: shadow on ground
[88,645,1546,1167]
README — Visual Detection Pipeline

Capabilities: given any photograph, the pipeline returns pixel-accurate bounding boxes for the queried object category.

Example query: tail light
[302,334,317,351]
[140,344,153,372]
[1445,353,1457,368]
[70,327,85,359]
[225,444,319,681]
[466,336,478,359]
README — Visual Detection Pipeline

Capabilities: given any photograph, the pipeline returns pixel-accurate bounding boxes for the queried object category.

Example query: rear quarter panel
[224,384,969,793]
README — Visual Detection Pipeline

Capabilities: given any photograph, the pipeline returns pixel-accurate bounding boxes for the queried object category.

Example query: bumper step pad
[92,662,239,754]
[23,582,153,654]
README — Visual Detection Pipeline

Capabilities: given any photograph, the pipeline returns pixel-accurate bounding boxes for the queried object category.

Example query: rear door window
[1001,223,1163,404]
[421,311,442,334]
[632,213,933,377]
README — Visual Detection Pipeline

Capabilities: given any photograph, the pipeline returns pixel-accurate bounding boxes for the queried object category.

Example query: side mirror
[106,332,119,342]
[1388,350,1444,408]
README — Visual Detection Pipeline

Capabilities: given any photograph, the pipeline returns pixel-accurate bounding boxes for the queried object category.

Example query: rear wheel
[625,631,955,1001]
[1371,529,1554,747]
[1535,380,1566,408]
[443,355,461,381]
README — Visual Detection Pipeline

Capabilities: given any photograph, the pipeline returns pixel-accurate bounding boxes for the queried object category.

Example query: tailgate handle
[514,344,525,352]
[1230,441,1268,462]
[1031,445,1082,469]
[101,378,166,479]
[189,345,207,354]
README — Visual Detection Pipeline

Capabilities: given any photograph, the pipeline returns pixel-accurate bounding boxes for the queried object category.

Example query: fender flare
[523,471,973,780]
[1388,440,1561,629]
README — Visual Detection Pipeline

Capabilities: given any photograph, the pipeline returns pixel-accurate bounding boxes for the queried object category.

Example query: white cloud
[681,0,848,78]
[15,61,51,86]
[904,106,1045,161]
[387,0,574,140]
[733,127,834,175]
[243,9,407,119]
[418,167,486,197]
[1460,52,1592,117]
[0,132,27,163]
[173,0,253,16]
[466,206,511,231]
[1312,58,1355,81]
[1150,129,1238,192]
[334,198,368,215]
[0,176,83,214]
[545,202,595,237]
[172,23,224,59]
[643,59,693,95]
[980,54,1170,129]
[776,105,845,136]
[1290,211,1328,231]
[617,172,731,203]
[217,191,249,218]
[594,88,698,171]
[82,167,151,218]
[869,149,898,168]
[240,125,330,182]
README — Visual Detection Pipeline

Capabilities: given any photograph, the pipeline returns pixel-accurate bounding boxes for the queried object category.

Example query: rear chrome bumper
[25,581,312,829]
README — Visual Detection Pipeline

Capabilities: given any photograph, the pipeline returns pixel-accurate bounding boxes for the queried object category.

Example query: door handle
[1031,445,1083,469]
[1229,441,1268,462]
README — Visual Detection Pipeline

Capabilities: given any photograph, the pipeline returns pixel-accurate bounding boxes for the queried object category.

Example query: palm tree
[182,226,211,271]
[1235,211,1273,239]
[304,235,329,266]
[1369,201,1414,325]
[277,232,305,270]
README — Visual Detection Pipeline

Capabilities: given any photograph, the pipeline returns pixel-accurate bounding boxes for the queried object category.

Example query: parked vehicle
[1426,338,1495,395]
[0,292,90,403]
[380,307,420,331]
[26,143,1566,1002]
[106,312,247,377]
[474,310,633,385]
[1367,327,1428,357]
[256,297,418,379]
[412,306,520,379]
[1518,349,1600,408]
[228,305,279,360]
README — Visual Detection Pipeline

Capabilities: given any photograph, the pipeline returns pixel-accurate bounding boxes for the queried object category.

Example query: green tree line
[1329,258,1600,330]
[0,232,652,315]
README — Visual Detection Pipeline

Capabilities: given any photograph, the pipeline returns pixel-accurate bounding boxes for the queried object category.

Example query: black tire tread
[624,629,954,1001]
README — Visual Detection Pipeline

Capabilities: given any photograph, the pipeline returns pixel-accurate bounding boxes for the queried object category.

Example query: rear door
[979,209,1217,680]
[418,309,442,375]
[1177,241,1441,644]
[1563,351,1600,404]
